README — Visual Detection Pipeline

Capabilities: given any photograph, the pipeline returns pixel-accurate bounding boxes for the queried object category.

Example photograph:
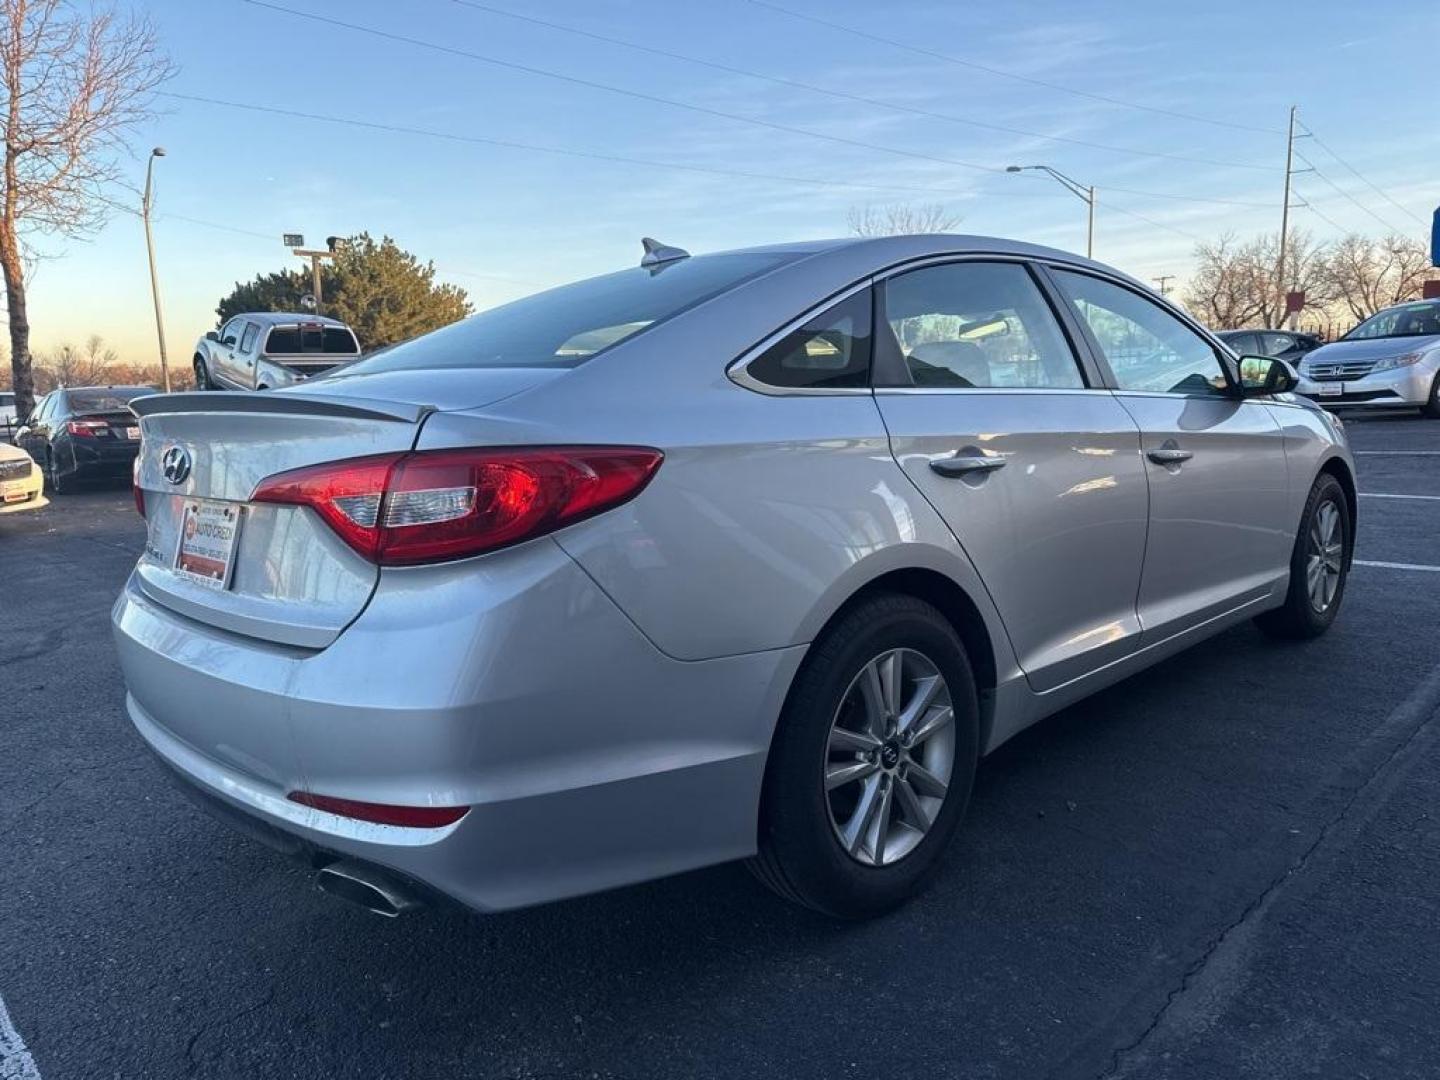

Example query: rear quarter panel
[418,387,1019,678]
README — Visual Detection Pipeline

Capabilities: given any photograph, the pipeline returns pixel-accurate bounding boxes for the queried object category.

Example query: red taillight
[251,446,663,566]
[286,791,469,828]
[67,419,108,437]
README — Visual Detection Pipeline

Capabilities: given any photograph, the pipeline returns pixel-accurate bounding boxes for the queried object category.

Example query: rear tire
[45,451,69,495]
[1421,373,1440,419]
[1255,473,1350,640]
[748,593,979,918]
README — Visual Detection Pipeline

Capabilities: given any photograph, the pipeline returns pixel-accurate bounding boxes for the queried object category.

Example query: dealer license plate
[1318,383,1343,397]
[174,499,242,589]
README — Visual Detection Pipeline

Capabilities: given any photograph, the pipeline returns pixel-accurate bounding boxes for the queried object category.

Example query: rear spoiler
[128,391,432,424]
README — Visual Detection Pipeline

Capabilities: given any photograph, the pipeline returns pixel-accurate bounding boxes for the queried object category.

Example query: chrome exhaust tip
[315,859,424,918]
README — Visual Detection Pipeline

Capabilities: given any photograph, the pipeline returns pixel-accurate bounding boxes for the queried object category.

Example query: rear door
[213,317,246,386]
[1048,267,1292,640]
[875,259,1150,692]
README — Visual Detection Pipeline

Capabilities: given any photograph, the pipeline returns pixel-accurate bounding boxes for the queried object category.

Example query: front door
[874,260,1150,693]
[1049,268,1293,639]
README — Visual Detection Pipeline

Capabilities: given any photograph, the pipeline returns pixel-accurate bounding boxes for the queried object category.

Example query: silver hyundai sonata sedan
[114,234,1356,919]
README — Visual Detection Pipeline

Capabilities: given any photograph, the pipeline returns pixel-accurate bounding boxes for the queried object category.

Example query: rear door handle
[1146,446,1193,465]
[929,454,1007,478]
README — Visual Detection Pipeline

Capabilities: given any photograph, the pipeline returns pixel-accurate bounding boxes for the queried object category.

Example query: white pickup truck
[192,312,361,391]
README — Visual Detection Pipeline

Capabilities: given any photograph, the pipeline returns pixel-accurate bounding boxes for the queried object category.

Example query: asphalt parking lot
[2,412,1439,1080]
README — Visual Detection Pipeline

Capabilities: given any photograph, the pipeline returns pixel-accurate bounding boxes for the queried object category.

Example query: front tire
[194,356,213,390]
[1255,473,1351,639]
[1421,372,1440,419]
[749,594,980,918]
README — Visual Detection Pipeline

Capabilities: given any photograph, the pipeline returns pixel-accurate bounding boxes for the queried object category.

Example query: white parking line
[0,992,41,1080]
[1359,493,1440,502]
[1354,451,1440,455]
[1355,560,1440,574]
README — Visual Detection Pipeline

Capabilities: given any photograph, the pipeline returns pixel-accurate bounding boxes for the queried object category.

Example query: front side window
[1261,332,1295,355]
[743,289,871,390]
[882,261,1085,389]
[220,318,243,346]
[1053,270,1229,396]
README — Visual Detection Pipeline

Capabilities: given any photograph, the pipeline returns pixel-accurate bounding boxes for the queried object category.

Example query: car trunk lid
[130,391,430,649]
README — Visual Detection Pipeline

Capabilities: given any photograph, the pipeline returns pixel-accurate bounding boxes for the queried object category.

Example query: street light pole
[1007,164,1095,259]
[141,147,171,392]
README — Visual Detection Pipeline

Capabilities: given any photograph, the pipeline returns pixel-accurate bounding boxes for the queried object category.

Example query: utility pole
[1277,105,1297,330]
[141,147,172,392]
[1152,275,1175,297]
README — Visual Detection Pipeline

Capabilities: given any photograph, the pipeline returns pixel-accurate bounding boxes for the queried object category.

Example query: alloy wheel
[825,648,956,867]
[1306,500,1343,612]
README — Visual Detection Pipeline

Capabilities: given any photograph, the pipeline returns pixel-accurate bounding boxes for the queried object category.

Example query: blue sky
[32,0,1439,363]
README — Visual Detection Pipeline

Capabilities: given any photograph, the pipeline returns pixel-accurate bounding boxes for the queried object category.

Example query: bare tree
[1323,234,1432,322]
[1184,230,1332,329]
[847,202,962,237]
[35,332,115,390]
[0,0,170,420]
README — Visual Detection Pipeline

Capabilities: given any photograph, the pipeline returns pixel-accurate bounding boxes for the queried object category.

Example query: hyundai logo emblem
[161,445,192,485]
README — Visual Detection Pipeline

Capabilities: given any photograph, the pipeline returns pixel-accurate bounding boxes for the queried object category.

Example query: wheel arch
[784,561,1006,757]
[1317,455,1357,565]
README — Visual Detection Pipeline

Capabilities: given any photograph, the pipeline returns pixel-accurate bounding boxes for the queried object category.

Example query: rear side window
[339,252,794,374]
[743,289,871,390]
[882,261,1084,389]
[240,323,259,352]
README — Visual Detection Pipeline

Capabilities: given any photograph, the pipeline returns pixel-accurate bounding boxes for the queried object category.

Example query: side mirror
[205,330,219,342]
[1237,355,1298,396]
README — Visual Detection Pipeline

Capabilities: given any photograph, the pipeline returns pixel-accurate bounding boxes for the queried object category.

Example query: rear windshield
[337,252,793,375]
[66,389,153,414]
[266,325,360,354]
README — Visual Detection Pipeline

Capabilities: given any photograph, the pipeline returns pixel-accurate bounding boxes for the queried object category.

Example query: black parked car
[1215,329,1324,364]
[14,386,154,493]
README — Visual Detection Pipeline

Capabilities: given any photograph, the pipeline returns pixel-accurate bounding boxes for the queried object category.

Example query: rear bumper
[60,437,140,475]
[112,542,804,913]
[1296,364,1434,407]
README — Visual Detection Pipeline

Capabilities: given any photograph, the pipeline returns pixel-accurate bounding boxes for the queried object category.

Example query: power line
[447,0,1270,173]
[1295,151,1410,235]
[156,90,1059,202]
[240,0,1017,180]
[240,1,1274,213]
[1290,191,1348,234]
[1101,200,1205,245]
[738,0,1284,136]
[1303,128,1427,227]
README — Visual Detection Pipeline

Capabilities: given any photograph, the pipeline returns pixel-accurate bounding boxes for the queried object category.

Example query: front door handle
[1146,446,1193,465]
[929,453,1007,478]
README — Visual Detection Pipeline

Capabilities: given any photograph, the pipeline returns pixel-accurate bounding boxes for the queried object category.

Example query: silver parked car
[114,235,1356,919]
[193,312,361,392]
[1295,298,1440,415]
